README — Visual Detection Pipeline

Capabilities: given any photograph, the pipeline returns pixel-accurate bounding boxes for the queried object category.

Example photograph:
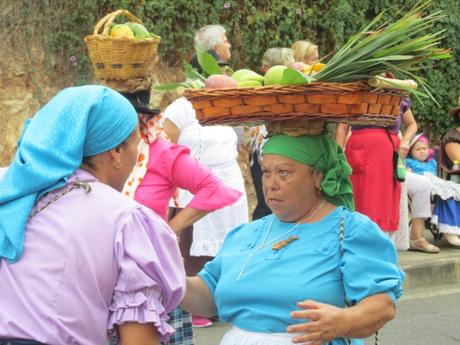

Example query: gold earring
[113,162,122,171]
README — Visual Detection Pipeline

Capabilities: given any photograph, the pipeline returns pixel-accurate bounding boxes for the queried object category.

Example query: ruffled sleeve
[167,146,243,211]
[108,205,186,341]
[341,211,405,304]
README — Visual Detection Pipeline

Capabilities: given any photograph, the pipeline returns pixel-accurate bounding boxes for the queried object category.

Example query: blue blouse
[199,207,405,345]
[406,157,437,176]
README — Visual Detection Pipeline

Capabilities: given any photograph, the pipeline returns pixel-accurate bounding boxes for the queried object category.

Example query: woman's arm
[168,208,209,236]
[400,108,418,158]
[118,323,160,345]
[180,276,216,317]
[288,293,395,344]
[163,119,181,143]
[168,151,242,234]
[335,123,350,149]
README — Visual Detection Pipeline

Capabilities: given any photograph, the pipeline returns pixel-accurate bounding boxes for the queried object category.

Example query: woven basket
[84,9,161,81]
[184,82,404,126]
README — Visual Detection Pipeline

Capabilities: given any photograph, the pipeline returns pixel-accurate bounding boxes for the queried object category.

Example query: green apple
[263,65,289,85]
[126,22,151,38]
[238,80,263,87]
[232,69,263,82]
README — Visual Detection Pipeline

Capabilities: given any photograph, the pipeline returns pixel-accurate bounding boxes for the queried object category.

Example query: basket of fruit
[185,78,404,126]
[179,1,449,127]
[84,9,161,81]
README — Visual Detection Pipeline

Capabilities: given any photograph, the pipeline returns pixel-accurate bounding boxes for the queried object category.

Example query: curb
[399,244,460,294]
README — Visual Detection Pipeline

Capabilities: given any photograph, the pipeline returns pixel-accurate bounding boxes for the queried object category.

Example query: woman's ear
[109,147,122,164]
[313,170,323,190]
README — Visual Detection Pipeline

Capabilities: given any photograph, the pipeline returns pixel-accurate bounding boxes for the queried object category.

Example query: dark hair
[121,90,160,117]
[441,128,460,168]
[82,133,131,168]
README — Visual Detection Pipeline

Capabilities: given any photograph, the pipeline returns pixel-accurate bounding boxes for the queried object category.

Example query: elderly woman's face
[214,34,231,62]
[261,154,322,222]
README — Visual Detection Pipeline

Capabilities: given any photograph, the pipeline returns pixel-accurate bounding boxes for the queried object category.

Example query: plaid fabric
[161,307,194,345]
[108,307,193,345]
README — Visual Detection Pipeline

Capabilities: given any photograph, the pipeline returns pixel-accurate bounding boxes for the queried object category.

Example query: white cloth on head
[163,97,238,166]
[163,97,248,257]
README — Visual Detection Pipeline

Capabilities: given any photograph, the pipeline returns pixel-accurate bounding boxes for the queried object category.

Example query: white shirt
[163,97,238,166]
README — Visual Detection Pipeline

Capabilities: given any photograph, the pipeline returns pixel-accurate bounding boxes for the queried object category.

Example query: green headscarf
[262,134,354,210]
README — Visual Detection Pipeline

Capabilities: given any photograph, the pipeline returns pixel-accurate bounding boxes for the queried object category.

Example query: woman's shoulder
[163,97,196,122]
[92,182,167,226]
[151,139,191,160]
[224,216,271,242]
[339,207,380,234]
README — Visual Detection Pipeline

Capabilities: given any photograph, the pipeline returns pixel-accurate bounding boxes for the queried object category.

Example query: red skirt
[346,129,401,231]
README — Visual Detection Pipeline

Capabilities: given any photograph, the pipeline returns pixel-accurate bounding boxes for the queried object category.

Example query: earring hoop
[113,162,122,171]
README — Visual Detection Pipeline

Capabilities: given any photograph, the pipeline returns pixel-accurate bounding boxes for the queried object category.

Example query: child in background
[406,133,437,175]
[407,133,460,247]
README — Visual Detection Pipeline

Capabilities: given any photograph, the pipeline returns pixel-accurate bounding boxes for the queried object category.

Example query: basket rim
[84,34,161,44]
[184,81,405,101]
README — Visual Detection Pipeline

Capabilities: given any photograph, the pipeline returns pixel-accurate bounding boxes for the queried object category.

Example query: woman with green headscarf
[180,133,405,345]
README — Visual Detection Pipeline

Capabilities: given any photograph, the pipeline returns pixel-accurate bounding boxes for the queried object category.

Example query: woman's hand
[399,139,411,159]
[287,300,351,344]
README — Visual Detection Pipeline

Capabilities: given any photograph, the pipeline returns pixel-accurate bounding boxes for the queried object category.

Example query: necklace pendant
[272,235,299,251]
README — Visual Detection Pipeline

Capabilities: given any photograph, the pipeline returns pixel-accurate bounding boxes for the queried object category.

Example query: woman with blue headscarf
[180,133,405,345]
[0,86,185,345]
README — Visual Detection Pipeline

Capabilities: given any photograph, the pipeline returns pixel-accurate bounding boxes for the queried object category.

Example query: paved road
[194,291,460,345]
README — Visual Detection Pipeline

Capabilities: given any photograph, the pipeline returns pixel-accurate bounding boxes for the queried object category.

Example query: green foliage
[15,0,460,141]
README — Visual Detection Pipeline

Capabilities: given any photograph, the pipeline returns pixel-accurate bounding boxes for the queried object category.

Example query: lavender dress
[0,169,185,345]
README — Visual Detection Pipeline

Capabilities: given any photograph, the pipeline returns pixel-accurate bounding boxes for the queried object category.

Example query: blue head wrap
[0,85,138,262]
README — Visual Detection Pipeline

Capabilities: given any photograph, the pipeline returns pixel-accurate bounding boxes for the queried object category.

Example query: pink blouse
[134,138,242,220]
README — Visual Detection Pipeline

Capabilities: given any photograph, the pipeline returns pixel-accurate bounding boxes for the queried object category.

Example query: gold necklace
[236,199,326,281]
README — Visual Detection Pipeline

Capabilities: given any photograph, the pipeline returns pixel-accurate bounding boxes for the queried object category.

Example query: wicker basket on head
[84,9,161,81]
[184,81,404,127]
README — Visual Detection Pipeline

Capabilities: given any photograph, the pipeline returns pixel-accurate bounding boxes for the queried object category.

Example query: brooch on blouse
[272,235,299,251]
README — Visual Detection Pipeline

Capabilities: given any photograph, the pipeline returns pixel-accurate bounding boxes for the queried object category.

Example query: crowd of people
[0,22,458,345]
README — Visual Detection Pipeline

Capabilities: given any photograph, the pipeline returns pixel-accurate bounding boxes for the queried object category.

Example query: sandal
[444,234,460,248]
[409,238,440,253]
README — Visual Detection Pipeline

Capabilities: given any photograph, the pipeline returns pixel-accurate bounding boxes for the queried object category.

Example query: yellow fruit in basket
[303,63,327,74]
[126,22,151,38]
[110,24,135,38]
[263,65,289,85]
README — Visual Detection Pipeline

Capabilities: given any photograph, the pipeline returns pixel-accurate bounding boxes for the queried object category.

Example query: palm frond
[314,0,450,102]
